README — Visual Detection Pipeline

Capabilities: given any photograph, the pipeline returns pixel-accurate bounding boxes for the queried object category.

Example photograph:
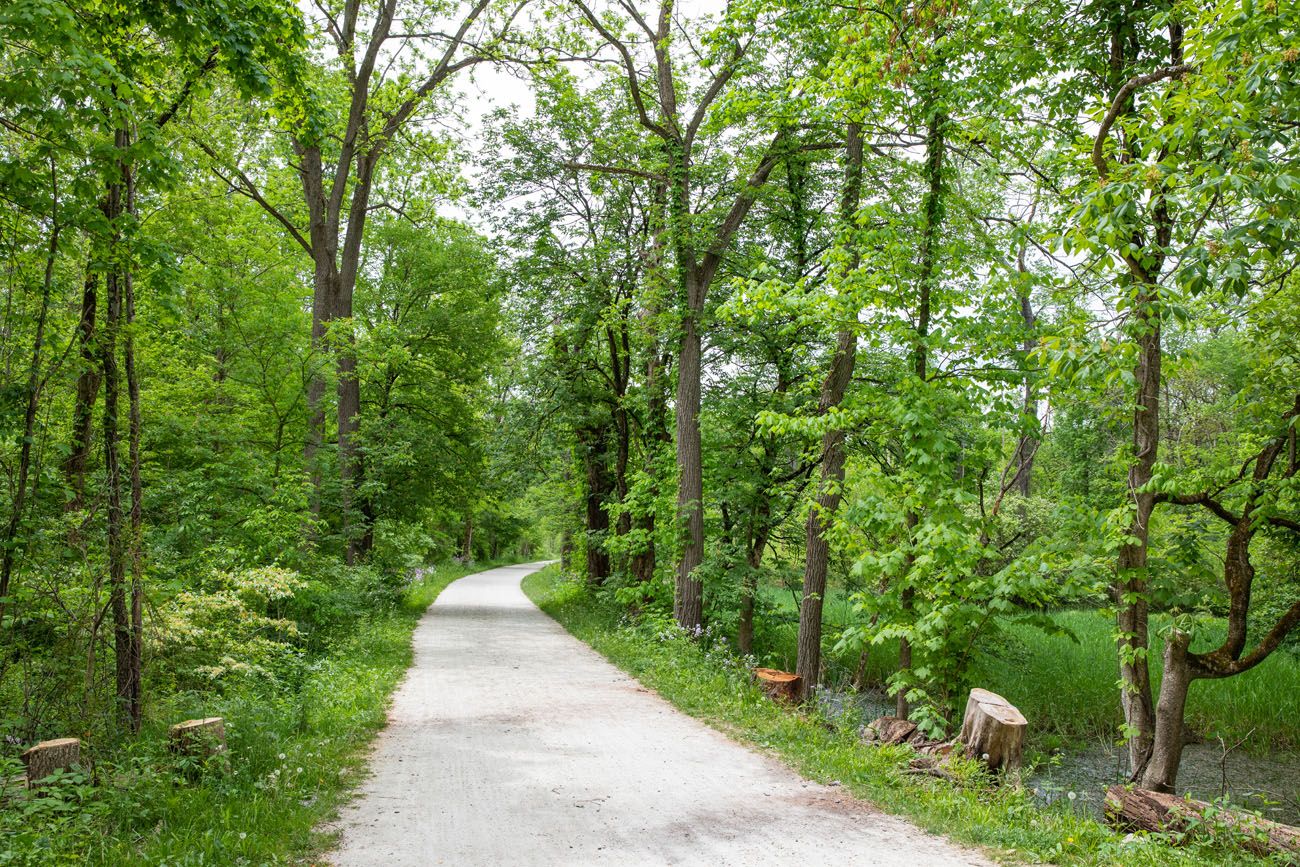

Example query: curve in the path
[328,562,993,866]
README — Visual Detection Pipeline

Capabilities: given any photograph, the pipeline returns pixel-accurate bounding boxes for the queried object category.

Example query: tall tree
[570,0,815,629]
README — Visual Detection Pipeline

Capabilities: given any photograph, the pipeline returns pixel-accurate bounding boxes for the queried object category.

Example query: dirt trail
[328,562,993,866]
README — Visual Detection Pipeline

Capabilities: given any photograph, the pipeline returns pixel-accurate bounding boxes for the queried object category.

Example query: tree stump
[860,716,918,745]
[1106,786,1300,858]
[21,738,81,789]
[169,717,227,758]
[957,688,1026,772]
[753,668,801,703]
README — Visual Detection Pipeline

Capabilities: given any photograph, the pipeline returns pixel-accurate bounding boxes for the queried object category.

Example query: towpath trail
[328,562,992,866]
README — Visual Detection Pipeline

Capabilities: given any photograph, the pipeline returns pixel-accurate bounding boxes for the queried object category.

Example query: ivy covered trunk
[1115,295,1160,775]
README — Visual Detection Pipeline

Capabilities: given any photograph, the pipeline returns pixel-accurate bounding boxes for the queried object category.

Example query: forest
[1,0,1298,864]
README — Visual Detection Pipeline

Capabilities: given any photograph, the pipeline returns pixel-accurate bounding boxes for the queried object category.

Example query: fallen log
[957,688,1026,772]
[752,668,801,703]
[1105,786,1300,859]
[21,738,81,789]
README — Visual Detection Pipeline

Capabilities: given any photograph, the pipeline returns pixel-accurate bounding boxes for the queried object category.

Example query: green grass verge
[0,558,503,866]
[524,565,1283,867]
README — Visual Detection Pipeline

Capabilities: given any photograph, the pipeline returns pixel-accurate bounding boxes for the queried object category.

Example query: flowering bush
[150,567,307,692]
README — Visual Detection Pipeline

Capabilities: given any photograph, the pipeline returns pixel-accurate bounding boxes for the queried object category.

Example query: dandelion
[239,833,247,840]
[1067,791,1077,801]
[278,752,287,760]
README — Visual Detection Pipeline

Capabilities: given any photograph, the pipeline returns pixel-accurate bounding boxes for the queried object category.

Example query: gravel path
[327,562,994,866]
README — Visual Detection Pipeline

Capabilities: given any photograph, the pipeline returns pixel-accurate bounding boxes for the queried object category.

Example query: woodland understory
[1,0,1298,862]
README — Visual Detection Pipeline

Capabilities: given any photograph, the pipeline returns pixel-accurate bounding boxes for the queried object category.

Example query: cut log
[957,688,1026,773]
[860,716,917,745]
[753,668,801,703]
[21,738,81,789]
[1106,786,1300,858]
[169,717,227,758]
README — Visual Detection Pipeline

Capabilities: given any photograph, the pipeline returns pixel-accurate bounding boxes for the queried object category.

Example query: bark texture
[22,738,80,788]
[793,122,863,700]
[169,717,228,757]
[1105,786,1300,858]
[957,688,1027,773]
[753,668,801,703]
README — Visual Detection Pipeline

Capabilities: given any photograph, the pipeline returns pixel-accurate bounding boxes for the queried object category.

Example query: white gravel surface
[327,562,994,866]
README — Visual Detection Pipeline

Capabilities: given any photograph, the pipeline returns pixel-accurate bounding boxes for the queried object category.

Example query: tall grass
[751,584,1300,753]
[981,610,1300,753]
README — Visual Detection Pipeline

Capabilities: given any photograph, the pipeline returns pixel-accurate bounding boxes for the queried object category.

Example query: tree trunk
[896,610,913,719]
[1116,289,1160,776]
[1011,279,1037,496]
[674,295,705,631]
[0,214,59,627]
[737,519,770,657]
[754,668,801,703]
[957,688,1027,772]
[794,329,855,698]
[793,123,863,701]
[101,131,133,731]
[631,340,670,585]
[21,738,80,789]
[612,400,631,568]
[1105,786,1300,858]
[1141,629,1192,792]
[122,162,143,732]
[169,717,227,758]
[580,425,613,585]
[64,270,100,511]
[896,109,945,721]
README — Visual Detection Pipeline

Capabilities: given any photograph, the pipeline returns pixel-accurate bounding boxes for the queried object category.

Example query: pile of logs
[1106,786,1300,859]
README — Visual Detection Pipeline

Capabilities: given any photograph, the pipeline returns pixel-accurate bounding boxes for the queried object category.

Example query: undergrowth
[0,559,500,866]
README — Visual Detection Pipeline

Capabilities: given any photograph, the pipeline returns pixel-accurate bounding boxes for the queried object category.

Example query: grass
[750,583,1300,755]
[524,565,1287,867]
[978,611,1300,754]
[0,558,502,866]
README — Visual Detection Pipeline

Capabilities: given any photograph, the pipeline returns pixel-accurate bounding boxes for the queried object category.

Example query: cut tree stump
[860,716,918,745]
[957,688,1026,773]
[169,717,227,758]
[752,668,801,703]
[1106,786,1300,858]
[21,738,81,789]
